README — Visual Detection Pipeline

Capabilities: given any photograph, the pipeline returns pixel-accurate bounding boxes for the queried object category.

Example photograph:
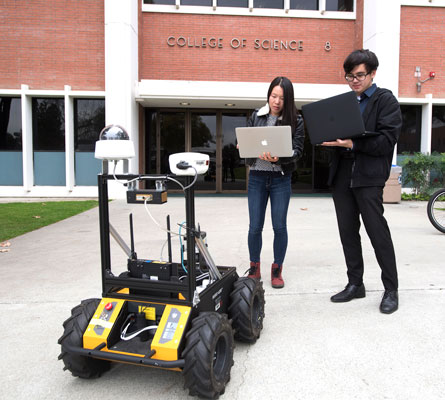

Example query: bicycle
[427,188,445,233]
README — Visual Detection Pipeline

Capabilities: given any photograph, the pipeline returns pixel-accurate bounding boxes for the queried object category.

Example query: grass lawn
[0,200,98,242]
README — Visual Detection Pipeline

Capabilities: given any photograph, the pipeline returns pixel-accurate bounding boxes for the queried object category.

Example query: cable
[120,321,158,341]
[179,221,187,273]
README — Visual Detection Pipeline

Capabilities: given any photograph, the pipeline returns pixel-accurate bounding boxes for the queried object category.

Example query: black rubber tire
[228,277,265,343]
[427,188,445,233]
[182,312,234,399]
[58,298,111,378]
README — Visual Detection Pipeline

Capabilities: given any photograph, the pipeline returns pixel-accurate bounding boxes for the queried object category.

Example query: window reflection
[0,97,21,150]
[191,113,216,190]
[432,106,445,153]
[326,0,353,11]
[74,99,105,152]
[222,113,247,191]
[217,0,248,6]
[398,105,421,154]
[254,0,284,9]
[290,0,317,10]
[160,112,186,174]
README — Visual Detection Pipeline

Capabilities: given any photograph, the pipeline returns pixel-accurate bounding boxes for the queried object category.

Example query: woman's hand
[259,152,279,162]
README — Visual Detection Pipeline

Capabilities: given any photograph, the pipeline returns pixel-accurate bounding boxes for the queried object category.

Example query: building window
[432,106,445,153]
[74,99,105,152]
[181,0,212,5]
[254,0,284,8]
[143,0,354,15]
[398,105,421,154]
[0,97,21,151]
[32,98,65,151]
[143,0,175,4]
[32,98,66,185]
[74,98,105,186]
[290,0,317,10]
[217,0,248,7]
[326,0,353,11]
[0,97,22,185]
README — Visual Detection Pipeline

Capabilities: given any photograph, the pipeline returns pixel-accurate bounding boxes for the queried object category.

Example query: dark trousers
[332,158,398,291]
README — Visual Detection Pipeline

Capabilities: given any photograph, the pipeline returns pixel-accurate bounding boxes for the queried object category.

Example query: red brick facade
[0,0,105,90]
[139,12,363,85]
[399,6,445,98]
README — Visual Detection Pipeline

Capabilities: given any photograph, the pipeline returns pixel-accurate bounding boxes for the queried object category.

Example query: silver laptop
[235,126,293,158]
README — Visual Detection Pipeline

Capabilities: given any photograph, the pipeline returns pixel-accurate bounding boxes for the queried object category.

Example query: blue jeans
[248,171,291,265]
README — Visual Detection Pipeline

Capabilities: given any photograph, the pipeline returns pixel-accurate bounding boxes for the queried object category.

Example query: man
[322,49,402,314]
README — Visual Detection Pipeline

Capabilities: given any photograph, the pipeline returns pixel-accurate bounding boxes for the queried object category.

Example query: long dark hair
[267,76,299,131]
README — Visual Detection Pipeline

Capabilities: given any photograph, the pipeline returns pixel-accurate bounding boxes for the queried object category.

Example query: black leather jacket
[327,87,402,187]
[246,104,305,175]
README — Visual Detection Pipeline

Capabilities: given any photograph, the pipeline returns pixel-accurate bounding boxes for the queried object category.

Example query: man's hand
[321,139,353,149]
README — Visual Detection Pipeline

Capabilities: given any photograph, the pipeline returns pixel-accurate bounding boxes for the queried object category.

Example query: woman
[245,76,304,288]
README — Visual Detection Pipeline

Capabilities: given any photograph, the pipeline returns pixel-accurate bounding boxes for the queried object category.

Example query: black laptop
[301,91,378,145]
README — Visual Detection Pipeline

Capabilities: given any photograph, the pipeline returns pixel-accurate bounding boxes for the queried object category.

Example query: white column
[421,94,433,154]
[363,0,401,165]
[64,85,75,191]
[21,84,33,192]
[104,0,139,174]
[363,0,401,95]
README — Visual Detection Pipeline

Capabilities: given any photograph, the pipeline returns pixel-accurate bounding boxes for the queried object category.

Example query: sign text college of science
[167,36,304,51]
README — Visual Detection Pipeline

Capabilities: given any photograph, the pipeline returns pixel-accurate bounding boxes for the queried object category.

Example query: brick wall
[140,12,362,85]
[399,6,445,98]
[0,0,104,90]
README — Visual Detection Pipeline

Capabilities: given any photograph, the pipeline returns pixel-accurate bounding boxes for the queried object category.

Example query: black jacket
[246,104,305,175]
[327,87,402,187]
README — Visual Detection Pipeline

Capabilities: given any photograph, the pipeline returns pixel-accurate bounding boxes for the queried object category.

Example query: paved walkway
[0,196,444,399]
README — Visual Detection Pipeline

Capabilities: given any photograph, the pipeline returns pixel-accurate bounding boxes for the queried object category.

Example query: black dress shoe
[331,283,366,303]
[380,290,398,314]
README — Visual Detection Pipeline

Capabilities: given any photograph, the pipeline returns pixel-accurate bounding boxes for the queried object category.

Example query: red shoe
[271,263,284,288]
[247,262,261,279]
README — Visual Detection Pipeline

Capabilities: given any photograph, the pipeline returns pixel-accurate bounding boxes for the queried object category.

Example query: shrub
[401,152,445,196]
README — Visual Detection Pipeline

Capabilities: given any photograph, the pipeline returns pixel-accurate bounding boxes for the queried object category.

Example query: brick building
[1,0,444,197]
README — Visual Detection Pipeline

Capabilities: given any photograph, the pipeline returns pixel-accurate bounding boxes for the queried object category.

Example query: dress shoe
[380,290,398,314]
[330,283,366,302]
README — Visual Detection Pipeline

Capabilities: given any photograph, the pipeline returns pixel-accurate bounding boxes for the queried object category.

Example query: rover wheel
[58,298,111,378]
[182,312,234,399]
[228,277,265,343]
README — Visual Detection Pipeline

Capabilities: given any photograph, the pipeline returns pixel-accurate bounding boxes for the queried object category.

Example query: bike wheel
[427,189,445,233]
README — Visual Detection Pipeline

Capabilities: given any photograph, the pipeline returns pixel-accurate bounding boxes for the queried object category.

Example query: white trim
[64,85,75,192]
[21,84,33,192]
[421,94,434,154]
[401,0,445,7]
[141,2,356,19]
[136,79,350,109]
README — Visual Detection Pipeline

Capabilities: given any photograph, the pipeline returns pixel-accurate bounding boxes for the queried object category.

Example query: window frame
[142,0,356,19]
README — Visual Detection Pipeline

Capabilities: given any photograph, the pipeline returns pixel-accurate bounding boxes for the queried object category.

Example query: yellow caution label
[151,304,191,361]
[83,298,125,350]
[138,305,156,321]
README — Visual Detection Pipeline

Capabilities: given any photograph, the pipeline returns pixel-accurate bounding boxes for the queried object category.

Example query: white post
[104,0,139,197]
[421,94,433,154]
[64,85,75,191]
[21,84,33,192]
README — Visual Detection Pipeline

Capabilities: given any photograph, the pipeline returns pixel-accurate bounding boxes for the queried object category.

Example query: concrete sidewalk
[0,196,444,399]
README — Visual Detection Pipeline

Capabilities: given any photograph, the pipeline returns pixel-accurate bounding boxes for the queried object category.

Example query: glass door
[191,112,217,191]
[222,113,247,191]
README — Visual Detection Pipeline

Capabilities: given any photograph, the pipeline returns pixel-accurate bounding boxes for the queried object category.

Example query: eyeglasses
[345,72,369,82]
